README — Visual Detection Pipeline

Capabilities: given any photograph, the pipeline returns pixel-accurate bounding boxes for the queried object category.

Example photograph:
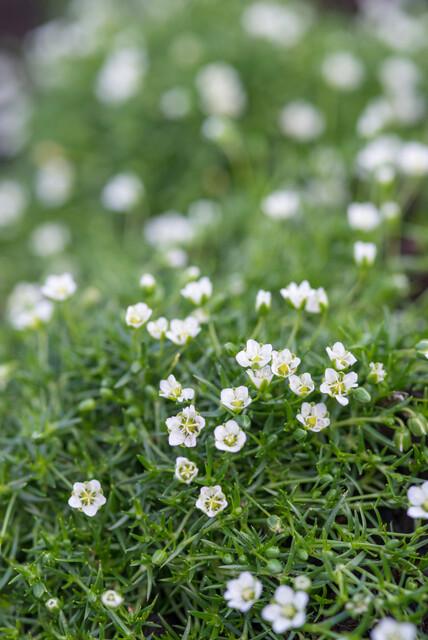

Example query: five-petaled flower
[280,281,328,314]
[236,339,272,369]
[262,586,308,633]
[180,276,213,306]
[256,289,271,313]
[41,272,77,301]
[297,402,330,431]
[368,362,386,383]
[101,590,124,609]
[407,481,428,520]
[165,405,205,447]
[147,317,168,339]
[68,479,106,517]
[371,617,416,640]
[247,365,273,390]
[271,349,300,378]
[175,457,199,484]
[166,317,201,345]
[221,386,252,412]
[320,368,358,405]
[214,420,247,452]
[159,374,194,402]
[289,372,314,397]
[126,302,152,328]
[196,485,228,517]
[224,572,262,612]
[326,342,357,370]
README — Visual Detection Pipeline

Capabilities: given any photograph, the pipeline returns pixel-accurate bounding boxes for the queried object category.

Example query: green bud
[78,398,96,413]
[265,546,281,559]
[266,559,283,574]
[408,414,428,436]
[296,549,308,561]
[100,387,113,400]
[352,387,371,403]
[151,549,168,565]
[394,428,411,452]
[222,554,234,565]
[267,515,283,533]
[294,428,308,442]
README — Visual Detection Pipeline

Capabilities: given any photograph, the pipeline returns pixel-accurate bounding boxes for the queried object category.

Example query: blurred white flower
[320,368,358,406]
[247,365,273,390]
[184,266,201,281]
[224,572,262,612]
[166,405,205,447]
[381,201,400,221]
[321,51,364,91]
[145,212,194,247]
[354,241,377,266]
[95,47,146,104]
[297,402,330,432]
[347,202,381,232]
[407,482,428,520]
[289,373,314,397]
[242,2,310,48]
[356,97,393,138]
[188,199,221,227]
[221,386,252,412]
[280,280,313,310]
[35,155,74,207]
[41,273,77,301]
[101,173,144,212]
[181,276,213,306]
[279,101,325,142]
[379,56,420,96]
[160,86,191,120]
[236,339,272,369]
[125,302,152,328]
[30,223,70,257]
[139,273,156,292]
[101,590,123,609]
[261,189,300,220]
[256,289,271,313]
[45,598,59,611]
[159,374,194,403]
[164,248,188,268]
[326,342,357,370]
[68,479,106,517]
[356,135,402,175]
[196,485,228,517]
[368,362,386,384]
[398,142,428,176]
[7,282,53,330]
[196,62,246,118]
[293,575,311,591]
[305,287,328,314]
[175,456,199,484]
[262,586,308,633]
[371,617,416,640]
[214,420,247,453]
[271,349,300,378]
[147,317,168,340]
[0,180,26,227]
[166,317,200,345]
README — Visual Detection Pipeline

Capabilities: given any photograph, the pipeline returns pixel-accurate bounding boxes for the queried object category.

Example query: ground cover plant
[1,0,428,638]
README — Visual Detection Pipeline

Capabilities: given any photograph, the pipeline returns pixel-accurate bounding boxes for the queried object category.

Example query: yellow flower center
[281,604,297,619]
[79,488,97,506]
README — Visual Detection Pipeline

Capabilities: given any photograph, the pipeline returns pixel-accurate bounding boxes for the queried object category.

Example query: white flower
[381,201,400,221]
[271,349,300,378]
[160,86,191,120]
[180,276,213,305]
[164,248,188,268]
[184,265,201,281]
[236,339,272,369]
[41,273,77,301]
[139,273,156,292]
[101,173,144,212]
[224,572,262,612]
[159,374,195,403]
[305,287,328,314]
[45,598,59,611]
[145,212,194,247]
[221,386,252,412]
[356,135,401,176]
[68,479,106,517]
[188,199,221,227]
[0,179,26,226]
[214,420,247,453]
[321,51,364,91]
[320,368,358,406]
[35,156,74,207]
[247,365,273,390]
[7,282,53,330]
[279,101,325,142]
[256,290,271,313]
[407,482,428,520]
[125,302,152,328]
[165,405,205,447]
[326,342,357,370]
[289,373,314,397]
[261,189,300,220]
[398,141,428,176]
[379,57,420,96]
[30,222,70,257]
[196,62,246,118]
[241,2,310,48]
[196,485,228,517]
[147,317,168,339]
[166,317,201,345]
[371,617,416,640]
[262,586,308,633]
[101,590,123,609]
[369,362,386,384]
[297,402,330,432]
[354,241,377,266]
[280,280,313,310]
[347,202,381,232]
[293,575,311,591]
[95,47,146,104]
[175,457,199,484]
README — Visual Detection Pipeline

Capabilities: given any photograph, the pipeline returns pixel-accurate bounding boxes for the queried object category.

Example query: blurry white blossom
[139,273,156,292]
[242,2,310,48]
[30,223,70,257]
[147,317,168,340]
[160,86,191,120]
[35,155,74,207]
[41,273,77,301]
[262,586,308,633]
[196,62,246,118]
[371,617,416,640]
[368,362,386,384]
[164,248,188,268]
[381,201,400,221]
[256,289,271,313]
[321,51,364,91]
[0,180,26,227]
[45,598,59,611]
[261,189,300,220]
[356,135,401,176]
[181,276,212,306]
[354,241,377,266]
[95,47,147,104]
[280,281,328,313]
[7,283,53,330]
[398,142,428,176]
[166,317,200,345]
[145,212,194,247]
[347,202,381,232]
[101,173,144,212]
[125,302,152,328]
[279,101,325,142]
[407,482,428,520]
[101,590,123,609]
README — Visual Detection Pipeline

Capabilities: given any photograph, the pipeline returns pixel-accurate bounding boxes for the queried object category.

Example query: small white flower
[68,479,106,517]
[139,273,156,292]
[125,302,152,328]
[293,575,311,591]
[95,47,146,105]
[326,342,357,370]
[166,317,201,345]
[0,179,26,227]
[242,2,309,48]
[407,482,428,520]
[236,339,272,369]
[381,201,400,221]
[101,173,143,212]
[221,386,252,412]
[261,189,300,220]
[160,86,191,120]
[262,585,308,633]
[164,248,188,268]
[7,282,53,330]
[398,141,428,177]
[280,280,313,310]
[297,402,330,432]
[354,241,377,266]
[247,365,273,390]
[185,265,201,281]
[214,420,247,453]
[41,273,77,301]
[256,289,271,313]
[347,202,381,232]
[159,374,195,403]
[165,405,205,448]
[320,368,358,406]
[45,598,59,611]
[369,362,386,384]
[30,222,70,257]
[196,62,246,118]
[279,101,325,142]
[145,211,194,248]
[35,156,74,207]
[180,276,213,305]
[371,617,416,640]
[224,572,262,612]
[289,373,314,397]
[346,593,371,615]
[147,317,168,340]
[321,51,364,91]
[175,457,199,484]
[101,590,124,609]
[271,349,300,378]
[195,485,228,517]
[305,287,328,314]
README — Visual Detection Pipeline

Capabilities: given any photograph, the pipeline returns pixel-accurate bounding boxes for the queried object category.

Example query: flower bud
[394,427,411,452]
[408,414,428,437]
[352,387,371,403]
